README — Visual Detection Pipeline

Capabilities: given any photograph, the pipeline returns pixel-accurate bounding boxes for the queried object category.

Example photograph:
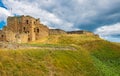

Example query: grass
[0,34,120,76]
[0,49,99,76]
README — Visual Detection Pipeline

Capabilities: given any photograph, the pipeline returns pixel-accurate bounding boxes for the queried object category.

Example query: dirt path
[0,42,76,51]
[20,46,77,51]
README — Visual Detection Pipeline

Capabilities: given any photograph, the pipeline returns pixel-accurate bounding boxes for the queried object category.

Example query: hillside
[0,34,120,76]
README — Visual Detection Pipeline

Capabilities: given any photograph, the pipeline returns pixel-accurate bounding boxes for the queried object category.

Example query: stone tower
[0,15,49,43]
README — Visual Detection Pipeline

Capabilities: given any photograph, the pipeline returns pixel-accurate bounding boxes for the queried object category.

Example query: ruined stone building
[0,15,97,43]
[0,15,49,43]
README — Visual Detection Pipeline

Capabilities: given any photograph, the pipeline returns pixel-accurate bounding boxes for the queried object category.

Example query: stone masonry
[0,15,97,43]
[0,15,49,43]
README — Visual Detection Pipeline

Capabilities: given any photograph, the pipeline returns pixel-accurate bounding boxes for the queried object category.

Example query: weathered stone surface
[49,29,67,35]
[67,30,94,36]
[0,30,16,42]
[0,15,49,43]
[0,15,97,43]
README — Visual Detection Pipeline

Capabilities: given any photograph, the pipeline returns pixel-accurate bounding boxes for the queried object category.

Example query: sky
[0,0,120,42]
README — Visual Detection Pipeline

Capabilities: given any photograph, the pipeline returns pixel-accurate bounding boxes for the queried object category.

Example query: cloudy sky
[0,0,120,42]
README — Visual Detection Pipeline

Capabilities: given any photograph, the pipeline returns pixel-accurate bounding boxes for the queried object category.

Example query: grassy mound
[0,34,120,76]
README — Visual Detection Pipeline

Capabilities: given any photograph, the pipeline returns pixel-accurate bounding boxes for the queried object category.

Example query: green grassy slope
[0,34,120,76]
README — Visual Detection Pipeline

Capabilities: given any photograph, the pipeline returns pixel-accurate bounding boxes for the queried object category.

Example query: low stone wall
[67,30,95,36]
[15,33,28,43]
[49,29,67,35]
[0,30,16,42]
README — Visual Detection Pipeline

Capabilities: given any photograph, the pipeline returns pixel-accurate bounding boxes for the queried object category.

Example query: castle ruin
[0,15,96,43]
[0,15,49,43]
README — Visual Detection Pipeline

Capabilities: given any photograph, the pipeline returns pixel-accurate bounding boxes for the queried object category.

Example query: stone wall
[15,33,28,43]
[4,15,49,42]
[67,30,94,36]
[0,30,16,42]
[67,31,84,34]
[49,29,67,35]
[35,25,49,40]
[0,30,29,43]
[0,15,97,43]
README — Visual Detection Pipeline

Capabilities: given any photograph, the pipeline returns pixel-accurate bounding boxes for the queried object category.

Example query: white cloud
[1,0,75,31]
[103,36,120,42]
[94,23,120,42]
[95,23,120,36]
[0,0,120,42]
[0,7,11,21]
[1,0,120,32]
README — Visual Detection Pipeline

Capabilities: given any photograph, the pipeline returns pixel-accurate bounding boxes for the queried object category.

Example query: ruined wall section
[0,30,16,42]
[7,17,20,32]
[34,24,49,40]
[19,16,49,41]
[0,30,6,41]
[20,16,36,41]
[15,33,28,43]
[49,29,67,35]
[1,15,49,43]
[67,30,94,36]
